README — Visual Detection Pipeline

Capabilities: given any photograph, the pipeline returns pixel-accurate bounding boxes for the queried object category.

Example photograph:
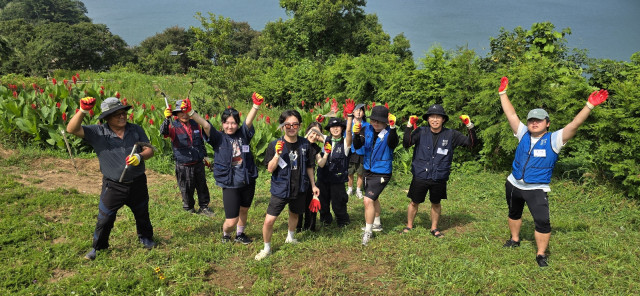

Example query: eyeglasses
[112,111,128,118]
[283,123,300,129]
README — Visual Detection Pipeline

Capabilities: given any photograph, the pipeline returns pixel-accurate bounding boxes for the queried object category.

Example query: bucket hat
[369,105,389,124]
[324,117,346,131]
[98,97,132,120]
[423,104,449,122]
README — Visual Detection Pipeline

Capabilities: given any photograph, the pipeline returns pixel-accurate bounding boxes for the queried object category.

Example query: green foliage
[0,0,90,24]
[134,26,194,75]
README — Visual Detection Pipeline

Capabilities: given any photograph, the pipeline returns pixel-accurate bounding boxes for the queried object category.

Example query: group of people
[66,77,608,267]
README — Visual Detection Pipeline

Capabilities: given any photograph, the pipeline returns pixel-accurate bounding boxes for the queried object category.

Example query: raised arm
[562,89,608,143]
[181,99,212,137]
[245,92,264,129]
[66,97,96,138]
[344,99,355,147]
[498,77,521,134]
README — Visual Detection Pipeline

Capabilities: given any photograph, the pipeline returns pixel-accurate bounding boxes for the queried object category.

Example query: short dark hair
[278,110,302,124]
[221,108,240,125]
[305,121,322,134]
[356,105,367,122]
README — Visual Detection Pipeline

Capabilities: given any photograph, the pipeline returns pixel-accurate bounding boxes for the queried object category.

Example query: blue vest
[270,137,311,199]
[411,127,455,181]
[351,121,369,155]
[511,132,558,184]
[212,125,258,187]
[363,125,393,174]
[171,120,206,164]
[318,137,350,183]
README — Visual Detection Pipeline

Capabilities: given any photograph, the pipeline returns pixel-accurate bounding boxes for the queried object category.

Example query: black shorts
[407,177,447,204]
[222,182,256,219]
[266,193,306,216]
[363,173,391,201]
[348,154,364,175]
[505,181,551,233]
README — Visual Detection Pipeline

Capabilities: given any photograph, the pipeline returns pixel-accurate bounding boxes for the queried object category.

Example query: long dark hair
[221,108,240,125]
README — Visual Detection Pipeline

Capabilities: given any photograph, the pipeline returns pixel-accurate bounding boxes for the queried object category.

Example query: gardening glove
[408,115,419,130]
[203,157,212,170]
[352,122,361,134]
[164,107,172,118]
[79,97,96,114]
[498,76,509,95]
[388,113,396,129]
[309,195,321,213]
[125,153,141,166]
[459,115,474,128]
[252,92,264,109]
[180,98,194,116]
[315,114,325,123]
[324,142,332,154]
[344,99,356,116]
[586,89,608,109]
[275,140,284,155]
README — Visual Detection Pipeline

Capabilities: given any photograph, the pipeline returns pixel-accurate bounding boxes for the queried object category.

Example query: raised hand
[324,142,332,154]
[352,122,361,134]
[315,114,325,123]
[275,140,284,155]
[331,99,339,114]
[388,113,396,128]
[164,107,172,118]
[252,92,264,106]
[344,98,356,115]
[79,97,96,113]
[408,115,419,130]
[180,98,193,115]
[586,89,608,109]
[125,153,141,166]
[459,115,473,128]
[499,76,509,95]
[309,196,321,213]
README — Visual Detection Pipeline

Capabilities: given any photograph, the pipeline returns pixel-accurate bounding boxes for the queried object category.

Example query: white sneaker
[347,187,353,196]
[254,249,271,261]
[356,189,363,199]
[361,231,372,246]
[284,237,299,244]
[361,224,383,232]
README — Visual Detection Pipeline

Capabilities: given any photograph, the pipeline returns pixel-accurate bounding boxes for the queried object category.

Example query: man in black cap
[402,104,477,238]
[160,100,213,216]
[317,99,355,227]
[66,96,155,260]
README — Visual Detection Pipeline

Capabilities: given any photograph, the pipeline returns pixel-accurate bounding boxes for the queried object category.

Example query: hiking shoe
[234,233,253,245]
[221,234,232,243]
[503,239,520,248]
[140,237,156,249]
[347,187,353,196]
[361,231,373,246]
[185,208,196,214]
[84,248,97,260]
[361,224,383,232]
[254,249,271,261]
[199,207,215,217]
[284,237,299,244]
[536,255,549,267]
[356,189,363,199]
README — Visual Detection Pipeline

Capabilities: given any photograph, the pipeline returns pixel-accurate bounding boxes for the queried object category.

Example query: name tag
[378,129,388,138]
[194,130,200,134]
[278,157,287,169]
[437,148,449,155]
[533,149,546,157]
[242,145,250,153]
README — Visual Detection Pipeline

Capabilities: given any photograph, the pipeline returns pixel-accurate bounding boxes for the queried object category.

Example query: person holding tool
[160,98,213,216]
[66,97,156,260]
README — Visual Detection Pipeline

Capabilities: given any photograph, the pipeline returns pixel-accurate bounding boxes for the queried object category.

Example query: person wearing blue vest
[160,99,213,217]
[402,104,477,238]
[188,93,263,244]
[352,105,399,246]
[255,110,320,260]
[317,101,354,227]
[498,76,609,267]
[347,103,369,199]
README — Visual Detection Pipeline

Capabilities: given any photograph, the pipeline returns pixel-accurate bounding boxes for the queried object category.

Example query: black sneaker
[536,254,549,267]
[221,234,232,243]
[503,239,520,248]
[140,237,156,249]
[234,233,253,245]
[199,207,215,217]
[84,248,97,260]
[185,208,196,214]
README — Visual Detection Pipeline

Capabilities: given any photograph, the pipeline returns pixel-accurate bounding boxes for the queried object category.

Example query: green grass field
[1,146,639,295]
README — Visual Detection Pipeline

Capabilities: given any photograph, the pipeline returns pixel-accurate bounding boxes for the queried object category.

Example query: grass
[1,148,639,295]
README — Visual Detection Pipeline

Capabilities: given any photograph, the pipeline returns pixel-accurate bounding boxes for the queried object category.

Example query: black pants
[317,181,350,227]
[92,175,153,250]
[296,189,317,231]
[175,161,210,210]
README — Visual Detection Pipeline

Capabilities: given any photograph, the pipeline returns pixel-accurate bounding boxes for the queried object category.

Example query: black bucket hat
[369,105,389,124]
[423,104,449,122]
[98,97,132,120]
[324,117,346,131]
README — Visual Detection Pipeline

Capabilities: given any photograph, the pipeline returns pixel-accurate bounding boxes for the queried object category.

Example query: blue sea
[83,0,640,61]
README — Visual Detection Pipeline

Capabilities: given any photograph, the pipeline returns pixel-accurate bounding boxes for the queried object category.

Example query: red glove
[324,142,332,154]
[459,115,473,128]
[388,113,396,128]
[180,99,193,115]
[331,99,339,114]
[275,140,284,155]
[315,114,325,123]
[408,115,419,130]
[79,97,96,113]
[499,76,509,94]
[344,98,355,115]
[309,196,321,213]
[586,89,608,109]
[252,92,264,106]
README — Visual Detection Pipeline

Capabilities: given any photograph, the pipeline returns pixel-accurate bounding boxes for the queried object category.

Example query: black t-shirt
[264,138,316,198]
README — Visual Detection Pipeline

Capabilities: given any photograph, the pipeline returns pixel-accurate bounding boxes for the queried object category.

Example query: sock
[287,230,295,240]
[356,188,362,193]
[264,242,271,252]
[348,186,353,191]
[236,225,245,236]
[365,223,373,233]
[223,231,230,237]
[374,216,381,226]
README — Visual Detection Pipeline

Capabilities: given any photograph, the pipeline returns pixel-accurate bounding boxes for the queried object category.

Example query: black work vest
[318,137,349,184]
[411,127,454,181]
[171,120,206,164]
[270,137,310,199]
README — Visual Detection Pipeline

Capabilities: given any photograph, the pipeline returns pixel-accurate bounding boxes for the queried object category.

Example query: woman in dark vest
[188,93,263,244]
[296,121,326,232]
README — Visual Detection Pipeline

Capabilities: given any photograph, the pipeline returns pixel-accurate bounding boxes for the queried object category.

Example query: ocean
[82,0,640,61]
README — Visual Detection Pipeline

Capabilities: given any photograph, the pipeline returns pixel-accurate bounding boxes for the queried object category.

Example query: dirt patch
[49,268,76,283]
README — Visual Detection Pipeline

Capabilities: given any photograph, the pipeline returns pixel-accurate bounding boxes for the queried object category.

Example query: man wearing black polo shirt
[67,97,155,260]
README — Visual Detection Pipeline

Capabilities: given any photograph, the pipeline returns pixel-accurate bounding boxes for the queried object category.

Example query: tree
[134,26,194,74]
[0,0,90,24]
